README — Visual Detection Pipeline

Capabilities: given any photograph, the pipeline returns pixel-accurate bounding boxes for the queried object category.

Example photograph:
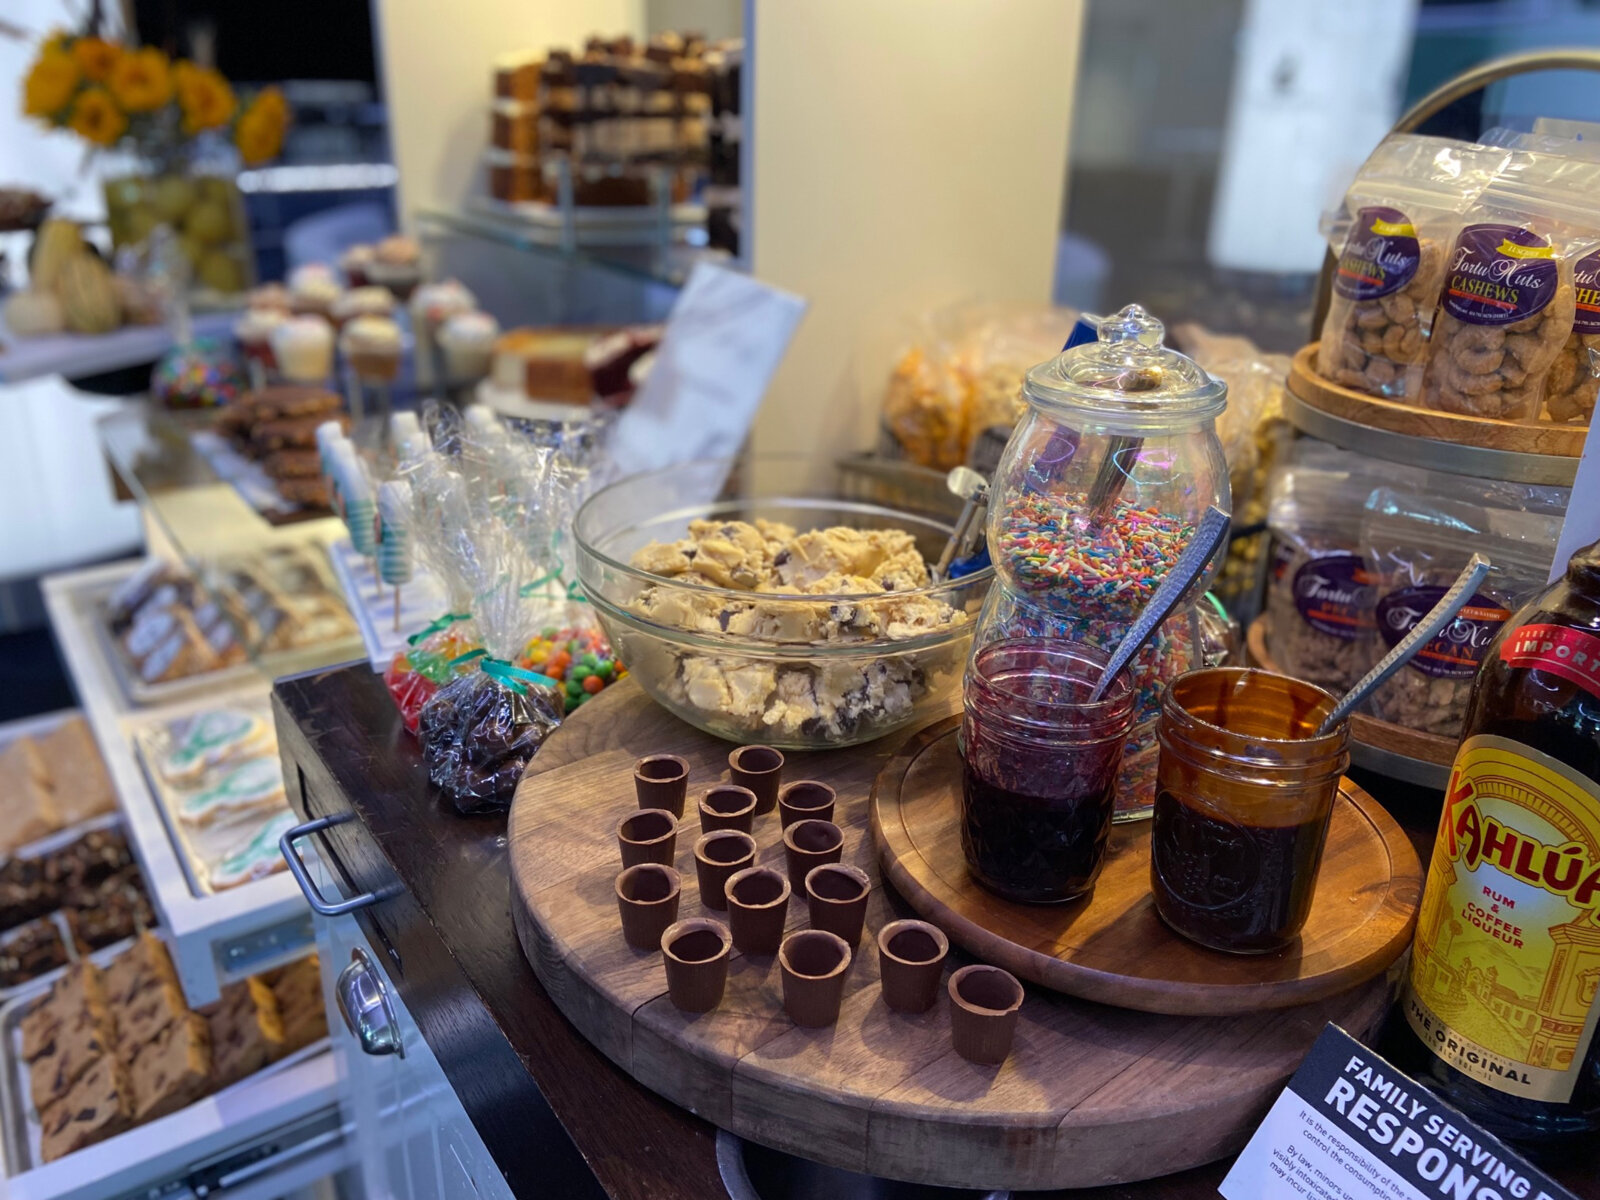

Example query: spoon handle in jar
[1089,505,1232,702]
[1315,554,1493,737]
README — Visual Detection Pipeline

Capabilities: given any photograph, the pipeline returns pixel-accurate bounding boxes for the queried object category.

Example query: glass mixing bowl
[573,458,993,749]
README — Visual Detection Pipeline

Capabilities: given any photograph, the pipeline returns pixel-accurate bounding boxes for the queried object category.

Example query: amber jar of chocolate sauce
[1150,668,1349,953]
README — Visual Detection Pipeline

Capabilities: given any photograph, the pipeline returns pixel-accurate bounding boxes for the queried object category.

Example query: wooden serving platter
[873,720,1423,1017]
[1247,616,1456,777]
[1289,343,1587,457]
[508,682,1395,1191]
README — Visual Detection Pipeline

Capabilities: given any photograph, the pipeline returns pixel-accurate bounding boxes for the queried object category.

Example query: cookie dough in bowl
[574,460,992,749]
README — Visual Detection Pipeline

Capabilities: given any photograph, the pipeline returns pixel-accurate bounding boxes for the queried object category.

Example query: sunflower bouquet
[22,32,291,295]
[22,33,288,166]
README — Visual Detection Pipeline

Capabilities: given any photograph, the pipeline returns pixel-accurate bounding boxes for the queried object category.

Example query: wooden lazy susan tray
[1289,343,1587,458]
[873,719,1423,1018]
[508,681,1399,1191]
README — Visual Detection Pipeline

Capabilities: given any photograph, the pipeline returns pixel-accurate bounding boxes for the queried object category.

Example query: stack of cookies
[20,937,328,1163]
[215,385,346,509]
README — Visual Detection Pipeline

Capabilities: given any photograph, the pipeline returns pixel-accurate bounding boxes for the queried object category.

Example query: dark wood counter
[274,662,1599,1200]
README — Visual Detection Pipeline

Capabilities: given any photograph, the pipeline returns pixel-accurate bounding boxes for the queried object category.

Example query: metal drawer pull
[336,948,404,1058]
[279,814,396,916]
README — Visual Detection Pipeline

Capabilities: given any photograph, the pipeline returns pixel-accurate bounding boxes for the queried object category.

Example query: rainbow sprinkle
[996,492,1194,619]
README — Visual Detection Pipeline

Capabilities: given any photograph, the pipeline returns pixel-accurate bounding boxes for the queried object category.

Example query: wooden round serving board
[873,720,1423,1017]
[509,681,1396,1191]
[1247,616,1456,774]
[1290,343,1587,457]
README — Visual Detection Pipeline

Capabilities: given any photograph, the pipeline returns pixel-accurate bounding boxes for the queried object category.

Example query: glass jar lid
[1022,304,1227,427]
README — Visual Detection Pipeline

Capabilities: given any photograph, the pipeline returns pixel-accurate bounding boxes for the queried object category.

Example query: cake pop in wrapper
[414,468,564,814]
[331,441,376,556]
[376,479,414,631]
[391,410,422,446]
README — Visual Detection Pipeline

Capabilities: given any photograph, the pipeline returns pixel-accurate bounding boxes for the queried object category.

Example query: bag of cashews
[1418,150,1600,423]
[1317,135,1509,401]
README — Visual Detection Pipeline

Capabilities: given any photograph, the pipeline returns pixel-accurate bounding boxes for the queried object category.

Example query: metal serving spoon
[1314,554,1493,736]
[1089,505,1232,702]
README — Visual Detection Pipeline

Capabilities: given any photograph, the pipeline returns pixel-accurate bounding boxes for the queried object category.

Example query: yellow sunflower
[71,37,120,83]
[108,46,172,113]
[235,90,289,165]
[68,87,127,147]
[23,47,80,118]
[251,86,289,127]
[175,62,235,133]
[235,109,284,166]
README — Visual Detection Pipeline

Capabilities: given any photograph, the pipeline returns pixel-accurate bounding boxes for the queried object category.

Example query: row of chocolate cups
[616,750,1026,1063]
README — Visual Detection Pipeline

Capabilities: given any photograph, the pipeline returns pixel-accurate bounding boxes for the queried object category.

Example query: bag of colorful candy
[384,611,479,734]
[410,405,616,812]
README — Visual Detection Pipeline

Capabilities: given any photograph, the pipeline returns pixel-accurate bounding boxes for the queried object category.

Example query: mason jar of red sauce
[959,638,1135,904]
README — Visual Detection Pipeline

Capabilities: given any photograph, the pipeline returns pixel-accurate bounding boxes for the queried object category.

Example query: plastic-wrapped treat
[417,666,563,810]
[1315,135,1504,399]
[1418,153,1600,421]
[1264,449,1409,694]
[1361,482,1562,738]
[1545,247,1600,423]
[413,413,580,811]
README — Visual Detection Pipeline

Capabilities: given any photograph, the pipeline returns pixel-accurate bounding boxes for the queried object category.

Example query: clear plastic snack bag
[1264,445,1417,693]
[413,418,566,813]
[1418,152,1600,421]
[1317,135,1507,400]
[1361,482,1563,736]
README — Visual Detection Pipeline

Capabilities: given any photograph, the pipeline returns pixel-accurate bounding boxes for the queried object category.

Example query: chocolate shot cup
[877,920,949,1013]
[948,964,1024,1064]
[725,866,791,956]
[729,745,784,815]
[617,808,678,869]
[779,929,852,1028]
[615,864,681,951]
[693,829,758,911]
[634,754,690,817]
[661,918,731,1013]
[698,784,758,834]
[804,863,871,946]
[777,780,836,830]
[782,819,843,891]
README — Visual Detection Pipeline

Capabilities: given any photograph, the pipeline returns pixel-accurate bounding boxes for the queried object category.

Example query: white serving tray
[325,539,449,671]
[41,562,323,1009]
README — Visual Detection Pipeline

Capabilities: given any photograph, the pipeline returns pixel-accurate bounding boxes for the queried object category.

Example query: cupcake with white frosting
[340,315,404,383]
[367,235,423,299]
[288,264,343,320]
[234,307,287,370]
[331,285,396,328]
[271,316,336,383]
[437,311,501,382]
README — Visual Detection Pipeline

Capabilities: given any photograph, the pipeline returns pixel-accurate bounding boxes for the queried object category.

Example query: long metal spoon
[1089,505,1232,702]
[1314,554,1492,736]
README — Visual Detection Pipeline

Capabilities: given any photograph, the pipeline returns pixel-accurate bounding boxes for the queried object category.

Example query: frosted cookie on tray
[204,810,297,890]
[158,708,271,785]
[175,757,285,826]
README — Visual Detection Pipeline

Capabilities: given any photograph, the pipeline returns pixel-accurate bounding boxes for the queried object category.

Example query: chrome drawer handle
[279,814,396,917]
[336,947,403,1058]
